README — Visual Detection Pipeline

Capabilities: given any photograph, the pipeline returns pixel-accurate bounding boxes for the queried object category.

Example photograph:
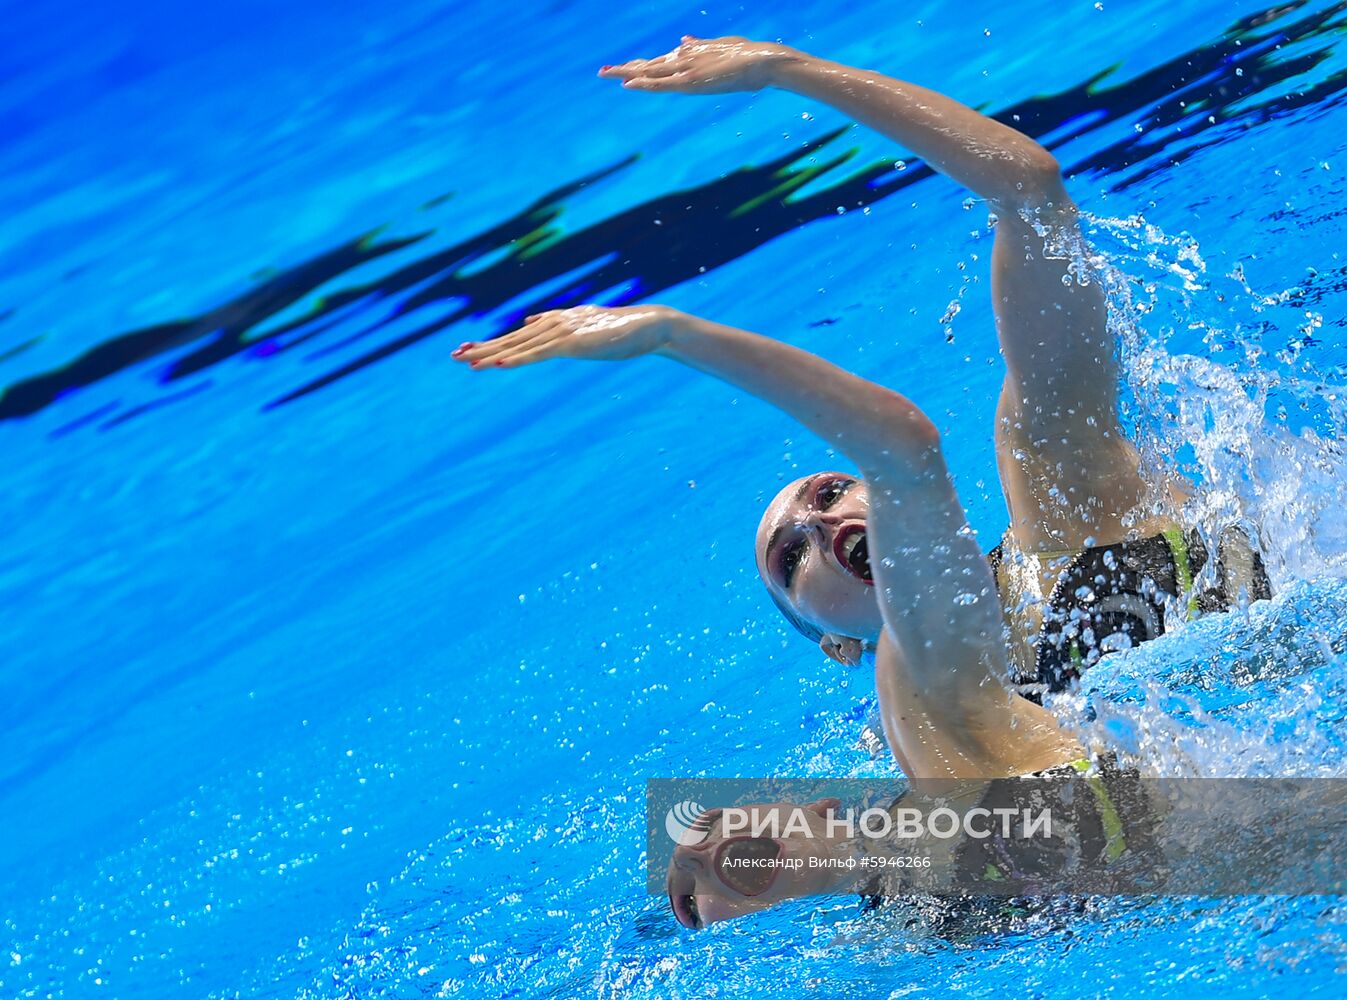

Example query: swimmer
[453,37,1268,782]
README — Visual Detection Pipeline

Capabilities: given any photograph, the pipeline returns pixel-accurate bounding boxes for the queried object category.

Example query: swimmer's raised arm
[600,36,1060,211]
[455,305,935,464]
[453,307,1080,778]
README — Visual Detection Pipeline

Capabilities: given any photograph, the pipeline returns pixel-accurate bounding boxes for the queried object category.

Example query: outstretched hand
[452,305,679,369]
[598,35,797,94]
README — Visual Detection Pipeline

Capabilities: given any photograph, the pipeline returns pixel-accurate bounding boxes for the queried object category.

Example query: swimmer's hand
[598,35,797,94]
[452,305,680,368]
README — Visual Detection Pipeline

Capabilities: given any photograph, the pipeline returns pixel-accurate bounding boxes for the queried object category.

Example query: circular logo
[665,800,713,846]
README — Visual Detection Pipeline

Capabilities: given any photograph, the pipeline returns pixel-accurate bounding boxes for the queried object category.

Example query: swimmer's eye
[675,892,700,929]
[815,477,853,511]
[780,539,806,589]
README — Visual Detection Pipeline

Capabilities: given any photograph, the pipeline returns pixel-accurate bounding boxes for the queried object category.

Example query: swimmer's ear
[807,797,842,819]
[820,633,864,667]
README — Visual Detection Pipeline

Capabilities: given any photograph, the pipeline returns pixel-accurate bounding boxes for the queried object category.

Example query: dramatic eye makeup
[771,476,856,589]
[813,476,854,510]
[778,537,806,588]
[670,890,700,929]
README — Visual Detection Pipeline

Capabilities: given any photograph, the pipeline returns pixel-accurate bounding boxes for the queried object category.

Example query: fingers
[599,58,654,80]
[621,71,693,91]
[453,329,528,366]
[477,320,564,368]
[494,342,560,369]
[458,331,538,367]
[599,36,705,79]
[632,54,686,78]
[601,57,685,81]
[456,334,554,370]
[452,313,563,369]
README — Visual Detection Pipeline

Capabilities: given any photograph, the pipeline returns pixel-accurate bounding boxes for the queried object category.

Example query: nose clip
[802,512,832,545]
[805,508,843,528]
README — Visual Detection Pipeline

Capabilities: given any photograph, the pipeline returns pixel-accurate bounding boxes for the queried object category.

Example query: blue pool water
[5,0,1347,995]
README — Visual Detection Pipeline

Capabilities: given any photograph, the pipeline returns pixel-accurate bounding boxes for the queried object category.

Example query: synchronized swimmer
[454,35,1270,928]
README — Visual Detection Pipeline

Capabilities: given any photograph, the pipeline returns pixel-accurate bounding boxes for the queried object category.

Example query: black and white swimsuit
[988,524,1273,698]
[852,525,1273,758]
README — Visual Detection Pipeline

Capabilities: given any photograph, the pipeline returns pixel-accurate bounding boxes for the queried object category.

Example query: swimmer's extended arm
[453,307,1080,778]
[456,305,937,462]
[604,39,1099,379]
[602,37,1059,212]
[769,58,1062,210]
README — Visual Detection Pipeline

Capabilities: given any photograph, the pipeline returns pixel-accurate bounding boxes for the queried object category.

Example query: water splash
[1034,212,1347,780]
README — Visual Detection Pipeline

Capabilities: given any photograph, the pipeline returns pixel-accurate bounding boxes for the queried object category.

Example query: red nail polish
[494,360,505,367]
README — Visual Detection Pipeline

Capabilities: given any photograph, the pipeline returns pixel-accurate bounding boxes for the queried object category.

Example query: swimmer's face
[665,800,851,929]
[755,472,884,644]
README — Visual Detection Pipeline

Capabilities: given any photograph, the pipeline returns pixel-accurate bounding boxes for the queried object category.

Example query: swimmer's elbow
[900,403,943,458]
[1014,151,1071,211]
[1025,148,1063,181]
[900,406,942,451]
[858,392,943,465]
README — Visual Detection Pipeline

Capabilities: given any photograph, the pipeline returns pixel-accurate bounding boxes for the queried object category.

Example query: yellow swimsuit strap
[1160,525,1200,619]
[1069,758,1128,861]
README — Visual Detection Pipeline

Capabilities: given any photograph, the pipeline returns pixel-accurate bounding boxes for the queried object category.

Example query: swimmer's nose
[802,511,842,539]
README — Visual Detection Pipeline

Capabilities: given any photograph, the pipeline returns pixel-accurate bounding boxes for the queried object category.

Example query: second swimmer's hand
[598,35,798,94]
[452,305,681,368]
